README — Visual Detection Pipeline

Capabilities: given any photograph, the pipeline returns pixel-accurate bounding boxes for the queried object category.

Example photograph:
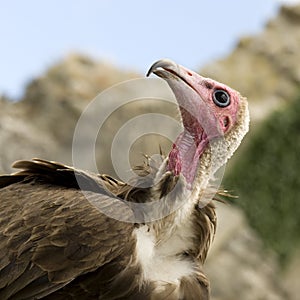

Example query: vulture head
[144,59,249,218]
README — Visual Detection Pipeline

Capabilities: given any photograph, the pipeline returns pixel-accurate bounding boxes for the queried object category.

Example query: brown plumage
[0,159,214,299]
[0,59,249,299]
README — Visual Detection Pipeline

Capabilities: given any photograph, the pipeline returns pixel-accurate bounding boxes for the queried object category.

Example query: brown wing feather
[9,158,109,193]
[0,159,136,299]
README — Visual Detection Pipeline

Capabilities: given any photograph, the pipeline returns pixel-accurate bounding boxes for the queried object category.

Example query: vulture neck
[150,133,215,242]
[167,129,208,190]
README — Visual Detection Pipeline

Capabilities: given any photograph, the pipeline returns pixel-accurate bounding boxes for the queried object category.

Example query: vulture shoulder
[0,159,142,299]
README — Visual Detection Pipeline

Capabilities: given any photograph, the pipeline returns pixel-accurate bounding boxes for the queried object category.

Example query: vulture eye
[213,90,230,107]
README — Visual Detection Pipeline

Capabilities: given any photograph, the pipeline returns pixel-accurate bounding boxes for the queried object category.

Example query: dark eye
[213,90,230,107]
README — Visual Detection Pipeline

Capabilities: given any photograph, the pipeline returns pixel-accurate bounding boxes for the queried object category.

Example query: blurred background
[1,1,300,299]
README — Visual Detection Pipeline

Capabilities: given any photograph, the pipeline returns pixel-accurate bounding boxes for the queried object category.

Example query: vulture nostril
[204,81,213,90]
[187,71,193,76]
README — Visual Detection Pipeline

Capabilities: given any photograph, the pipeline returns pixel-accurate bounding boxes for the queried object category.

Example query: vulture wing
[0,159,138,299]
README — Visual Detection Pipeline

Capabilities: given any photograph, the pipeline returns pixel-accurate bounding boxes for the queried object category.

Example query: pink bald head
[177,64,240,134]
[148,59,240,137]
[147,59,248,187]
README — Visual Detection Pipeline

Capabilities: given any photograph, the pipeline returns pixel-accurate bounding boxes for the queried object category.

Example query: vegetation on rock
[225,91,300,265]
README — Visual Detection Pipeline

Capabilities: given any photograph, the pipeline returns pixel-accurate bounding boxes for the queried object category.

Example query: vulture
[0,59,249,300]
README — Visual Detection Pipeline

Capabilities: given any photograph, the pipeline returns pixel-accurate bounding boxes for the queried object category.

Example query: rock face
[22,54,140,144]
[1,4,300,300]
[0,96,56,172]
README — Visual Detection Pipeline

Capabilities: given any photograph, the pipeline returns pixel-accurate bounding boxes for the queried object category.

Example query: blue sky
[0,0,297,98]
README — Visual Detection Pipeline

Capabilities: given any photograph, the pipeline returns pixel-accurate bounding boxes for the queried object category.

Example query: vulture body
[0,60,249,299]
